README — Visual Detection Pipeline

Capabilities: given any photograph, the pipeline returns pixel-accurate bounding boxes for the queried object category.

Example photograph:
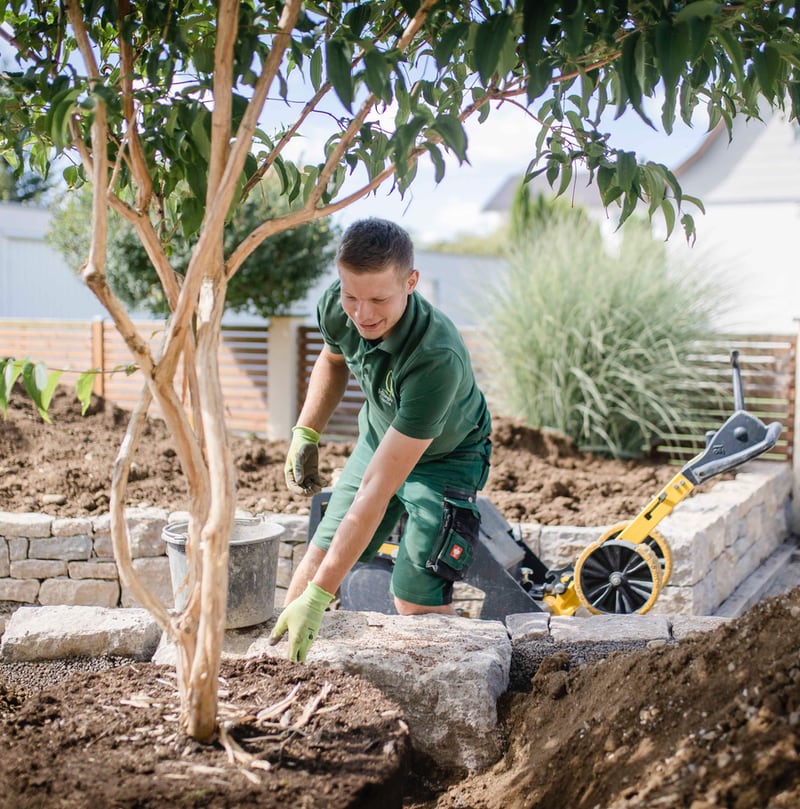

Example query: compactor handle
[682,350,782,484]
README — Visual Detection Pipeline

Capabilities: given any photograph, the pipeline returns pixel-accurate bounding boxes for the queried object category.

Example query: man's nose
[356,301,374,320]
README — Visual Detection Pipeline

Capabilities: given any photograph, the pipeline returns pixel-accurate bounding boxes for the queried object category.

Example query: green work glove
[269,582,334,662]
[284,425,322,496]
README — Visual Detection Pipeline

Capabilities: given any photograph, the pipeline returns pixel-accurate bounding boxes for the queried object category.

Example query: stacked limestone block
[0,508,305,614]
[0,508,174,609]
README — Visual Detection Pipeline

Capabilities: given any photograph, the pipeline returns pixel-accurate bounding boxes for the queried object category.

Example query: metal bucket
[162,516,284,629]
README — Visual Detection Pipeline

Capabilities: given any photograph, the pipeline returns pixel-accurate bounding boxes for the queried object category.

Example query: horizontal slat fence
[653,334,795,463]
[2,318,796,464]
[297,326,364,440]
[0,319,269,435]
[300,327,795,464]
[0,319,93,374]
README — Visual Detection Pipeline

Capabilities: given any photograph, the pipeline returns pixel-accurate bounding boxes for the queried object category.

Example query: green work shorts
[310,436,492,606]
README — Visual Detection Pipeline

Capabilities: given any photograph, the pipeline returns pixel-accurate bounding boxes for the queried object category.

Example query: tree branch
[117,0,153,212]
[156,0,304,390]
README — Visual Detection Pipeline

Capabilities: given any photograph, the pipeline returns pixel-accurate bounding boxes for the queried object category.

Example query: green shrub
[482,210,728,458]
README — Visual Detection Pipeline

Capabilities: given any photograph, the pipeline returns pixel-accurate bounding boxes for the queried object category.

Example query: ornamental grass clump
[484,210,727,459]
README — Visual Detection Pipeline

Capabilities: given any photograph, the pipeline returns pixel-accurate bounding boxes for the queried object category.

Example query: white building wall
[0,202,106,320]
[664,108,800,334]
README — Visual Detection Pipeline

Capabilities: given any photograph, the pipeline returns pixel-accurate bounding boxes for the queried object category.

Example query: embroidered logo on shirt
[378,370,395,406]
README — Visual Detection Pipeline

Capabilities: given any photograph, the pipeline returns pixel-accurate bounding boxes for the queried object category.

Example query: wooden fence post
[91,317,105,397]
[266,316,304,441]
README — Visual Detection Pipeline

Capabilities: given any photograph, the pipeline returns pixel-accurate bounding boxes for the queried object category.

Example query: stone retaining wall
[0,461,792,618]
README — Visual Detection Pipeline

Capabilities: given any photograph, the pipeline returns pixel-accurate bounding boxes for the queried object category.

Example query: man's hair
[336,218,414,275]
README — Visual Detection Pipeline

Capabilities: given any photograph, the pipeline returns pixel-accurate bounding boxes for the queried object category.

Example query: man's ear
[407,269,419,293]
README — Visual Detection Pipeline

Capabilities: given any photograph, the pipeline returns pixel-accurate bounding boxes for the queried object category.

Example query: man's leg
[394,596,456,615]
[284,435,405,606]
[390,445,490,614]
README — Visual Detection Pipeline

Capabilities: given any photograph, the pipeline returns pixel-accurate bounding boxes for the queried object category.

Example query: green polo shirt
[317,279,491,460]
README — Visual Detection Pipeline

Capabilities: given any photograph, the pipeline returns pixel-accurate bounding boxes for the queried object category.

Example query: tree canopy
[1,1,798,245]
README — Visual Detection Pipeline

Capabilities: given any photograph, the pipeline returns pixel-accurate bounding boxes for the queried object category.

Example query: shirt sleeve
[391,349,464,440]
[316,283,345,355]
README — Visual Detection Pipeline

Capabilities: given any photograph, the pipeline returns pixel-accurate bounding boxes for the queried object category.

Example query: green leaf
[674,1,721,23]
[21,361,60,423]
[563,3,585,58]
[557,161,573,196]
[527,60,553,104]
[189,108,211,161]
[326,38,354,111]
[617,188,639,229]
[180,195,204,238]
[424,142,446,184]
[40,368,62,413]
[687,15,714,63]
[475,12,514,85]
[364,48,391,102]
[681,213,697,245]
[433,22,469,69]
[432,114,468,163]
[344,4,371,38]
[310,47,323,92]
[682,194,706,215]
[49,87,81,149]
[619,31,654,128]
[0,360,7,419]
[615,151,637,193]
[754,44,781,99]
[660,198,676,240]
[2,359,23,417]
[655,20,688,92]
[718,28,746,86]
[193,43,215,73]
[597,165,622,207]
[76,372,96,416]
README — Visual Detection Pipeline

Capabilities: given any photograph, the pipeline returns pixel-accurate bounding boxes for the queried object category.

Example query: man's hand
[269,582,334,662]
[284,425,322,495]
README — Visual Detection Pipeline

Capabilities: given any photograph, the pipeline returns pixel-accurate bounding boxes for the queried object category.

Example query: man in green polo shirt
[270,218,492,662]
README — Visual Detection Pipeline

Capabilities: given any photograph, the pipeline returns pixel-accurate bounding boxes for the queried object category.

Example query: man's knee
[393,596,456,616]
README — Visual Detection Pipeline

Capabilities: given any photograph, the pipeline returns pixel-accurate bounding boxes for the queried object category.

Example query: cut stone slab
[670,615,731,640]
[154,610,511,772]
[505,611,551,641]
[0,605,161,662]
[549,613,672,643]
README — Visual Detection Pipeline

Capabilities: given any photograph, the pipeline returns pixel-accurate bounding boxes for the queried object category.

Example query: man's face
[338,263,418,342]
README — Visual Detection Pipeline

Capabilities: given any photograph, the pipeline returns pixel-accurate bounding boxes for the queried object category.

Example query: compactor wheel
[596,522,673,587]
[574,539,661,615]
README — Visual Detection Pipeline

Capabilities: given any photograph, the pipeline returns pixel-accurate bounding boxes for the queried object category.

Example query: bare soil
[0,386,676,526]
[1,387,798,808]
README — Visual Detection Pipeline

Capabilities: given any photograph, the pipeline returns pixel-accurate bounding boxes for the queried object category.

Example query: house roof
[484,106,800,213]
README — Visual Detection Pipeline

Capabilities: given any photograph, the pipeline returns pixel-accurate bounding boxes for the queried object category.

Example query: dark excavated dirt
[0,386,676,526]
[1,387,798,808]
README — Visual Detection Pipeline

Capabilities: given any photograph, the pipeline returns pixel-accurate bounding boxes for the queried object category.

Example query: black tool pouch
[426,489,481,582]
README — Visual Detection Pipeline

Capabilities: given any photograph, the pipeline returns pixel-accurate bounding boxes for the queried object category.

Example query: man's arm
[297,345,351,433]
[311,426,433,596]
